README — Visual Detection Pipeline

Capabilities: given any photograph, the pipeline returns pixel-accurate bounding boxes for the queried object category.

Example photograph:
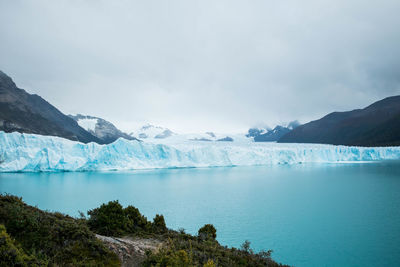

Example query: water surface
[1,162,400,266]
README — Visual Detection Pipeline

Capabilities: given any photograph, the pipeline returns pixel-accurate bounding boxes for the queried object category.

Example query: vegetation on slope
[0,224,38,266]
[0,194,120,266]
[86,200,286,266]
[0,194,287,266]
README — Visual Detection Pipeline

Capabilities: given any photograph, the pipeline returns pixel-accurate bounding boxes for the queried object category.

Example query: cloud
[1,0,399,132]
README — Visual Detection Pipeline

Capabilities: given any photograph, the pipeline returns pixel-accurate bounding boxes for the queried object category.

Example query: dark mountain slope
[254,126,291,142]
[69,114,138,144]
[247,121,300,142]
[279,96,400,146]
[0,71,100,143]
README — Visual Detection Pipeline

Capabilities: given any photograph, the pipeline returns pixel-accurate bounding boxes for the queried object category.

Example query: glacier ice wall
[1,131,400,172]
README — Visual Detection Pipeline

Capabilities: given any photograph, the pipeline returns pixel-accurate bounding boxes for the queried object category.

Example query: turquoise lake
[1,162,400,266]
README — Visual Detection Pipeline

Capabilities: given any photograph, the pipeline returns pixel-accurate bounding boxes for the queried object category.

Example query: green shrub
[203,259,216,267]
[1,194,287,267]
[143,246,191,267]
[152,214,167,234]
[198,224,217,241]
[143,230,287,267]
[0,194,120,266]
[0,224,40,266]
[87,200,127,236]
[125,205,151,233]
[87,201,167,237]
[241,240,253,254]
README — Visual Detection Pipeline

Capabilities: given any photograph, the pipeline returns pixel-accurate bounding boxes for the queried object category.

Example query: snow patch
[77,118,98,132]
[130,124,174,139]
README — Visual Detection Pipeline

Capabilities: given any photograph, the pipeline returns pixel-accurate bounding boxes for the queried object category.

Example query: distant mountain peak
[246,121,301,142]
[287,120,301,130]
[0,71,16,88]
[140,123,163,130]
[69,114,137,144]
[130,124,176,140]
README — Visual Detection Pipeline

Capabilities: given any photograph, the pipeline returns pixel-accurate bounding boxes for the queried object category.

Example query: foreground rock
[96,234,163,267]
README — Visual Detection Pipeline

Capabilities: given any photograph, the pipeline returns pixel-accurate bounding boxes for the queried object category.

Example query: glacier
[1,131,400,172]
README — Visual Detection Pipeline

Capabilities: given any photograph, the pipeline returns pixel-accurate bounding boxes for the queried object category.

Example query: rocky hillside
[279,96,400,146]
[69,114,137,144]
[96,235,162,267]
[247,121,300,142]
[0,71,100,143]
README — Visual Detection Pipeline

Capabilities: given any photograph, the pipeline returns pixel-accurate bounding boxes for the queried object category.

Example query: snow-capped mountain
[286,120,301,130]
[185,132,235,142]
[247,121,301,142]
[130,124,176,140]
[130,124,239,143]
[69,114,137,144]
[246,127,269,138]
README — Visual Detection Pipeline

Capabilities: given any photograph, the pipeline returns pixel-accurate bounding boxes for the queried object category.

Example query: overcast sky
[1,0,400,133]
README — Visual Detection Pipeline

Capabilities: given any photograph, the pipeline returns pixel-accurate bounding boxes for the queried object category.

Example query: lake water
[1,162,400,266]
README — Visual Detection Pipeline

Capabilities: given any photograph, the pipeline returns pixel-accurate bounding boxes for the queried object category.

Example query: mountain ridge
[0,70,100,143]
[247,121,300,142]
[279,95,400,146]
[69,114,137,144]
